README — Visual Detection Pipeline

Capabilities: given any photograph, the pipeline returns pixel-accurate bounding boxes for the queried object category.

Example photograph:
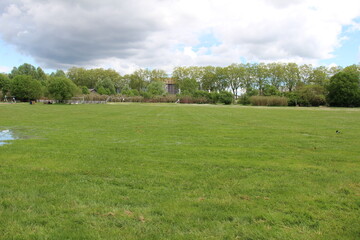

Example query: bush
[219,91,233,105]
[84,93,109,101]
[327,71,360,107]
[297,85,326,106]
[209,92,221,103]
[284,92,299,106]
[250,96,288,106]
[179,96,209,104]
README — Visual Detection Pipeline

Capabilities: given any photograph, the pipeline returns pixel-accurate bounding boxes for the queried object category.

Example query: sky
[0,0,360,74]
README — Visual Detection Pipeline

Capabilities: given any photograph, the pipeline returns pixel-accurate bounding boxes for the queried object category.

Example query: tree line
[0,62,359,106]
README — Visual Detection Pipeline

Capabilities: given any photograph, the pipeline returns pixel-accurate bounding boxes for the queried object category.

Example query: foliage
[218,91,233,104]
[285,91,300,106]
[50,69,66,78]
[121,85,140,96]
[327,71,360,107]
[95,77,116,95]
[177,77,198,95]
[146,81,166,96]
[47,77,79,102]
[0,73,11,95]
[67,68,121,89]
[238,87,259,105]
[10,75,43,101]
[296,85,326,106]
[81,86,90,94]
[9,63,47,81]
[250,96,289,106]
[263,84,281,96]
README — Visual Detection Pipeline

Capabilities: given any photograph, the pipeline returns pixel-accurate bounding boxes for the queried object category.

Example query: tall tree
[201,66,217,92]
[253,63,269,95]
[10,75,43,101]
[309,66,329,86]
[299,64,313,85]
[284,63,300,92]
[268,63,285,89]
[226,64,243,98]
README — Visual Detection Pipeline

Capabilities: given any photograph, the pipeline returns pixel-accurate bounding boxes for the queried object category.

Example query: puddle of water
[0,130,16,146]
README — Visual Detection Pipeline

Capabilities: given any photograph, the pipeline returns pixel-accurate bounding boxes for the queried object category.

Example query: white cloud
[0,0,360,73]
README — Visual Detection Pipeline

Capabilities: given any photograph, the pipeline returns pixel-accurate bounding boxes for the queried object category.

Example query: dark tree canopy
[327,71,360,107]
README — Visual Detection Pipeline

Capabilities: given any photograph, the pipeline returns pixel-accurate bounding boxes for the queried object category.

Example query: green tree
[47,77,79,102]
[81,86,90,94]
[214,67,228,92]
[36,67,47,82]
[284,63,300,92]
[268,62,285,89]
[9,63,47,82]
[67,67,92,87]
[309,66,329,86]
[327,71,360,107]
[95,77,116,95]
[11,75,43,101]
[299,64,313,85]
[147,81,166,96]
[178,77,198,95]
[0,73,11,95]
[149,69,168,82]
[253,63,269,95]
[51,70,66,78]
[201,66,217,92]
[226,64,246,98]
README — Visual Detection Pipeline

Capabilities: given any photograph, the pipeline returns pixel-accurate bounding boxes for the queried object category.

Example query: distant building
[164,79,179,94]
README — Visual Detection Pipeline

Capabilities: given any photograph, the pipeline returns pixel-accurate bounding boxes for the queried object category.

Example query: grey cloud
[0,0,167,68]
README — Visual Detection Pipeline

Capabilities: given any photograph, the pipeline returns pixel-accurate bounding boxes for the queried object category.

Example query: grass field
[0,103,359,240]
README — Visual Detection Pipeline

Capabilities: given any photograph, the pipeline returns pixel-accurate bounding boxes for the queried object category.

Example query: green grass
[0,103,359,240]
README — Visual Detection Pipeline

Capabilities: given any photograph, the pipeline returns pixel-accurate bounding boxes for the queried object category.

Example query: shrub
[179,96,209,104]
[84,93,109,101]
[284,92,299,106]
[297,85,326,106]
[209,92,220,103]
[219,91,233,105]
[250,96,288,106]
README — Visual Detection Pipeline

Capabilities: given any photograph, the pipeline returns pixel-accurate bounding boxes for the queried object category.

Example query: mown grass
[0,103,359,240]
